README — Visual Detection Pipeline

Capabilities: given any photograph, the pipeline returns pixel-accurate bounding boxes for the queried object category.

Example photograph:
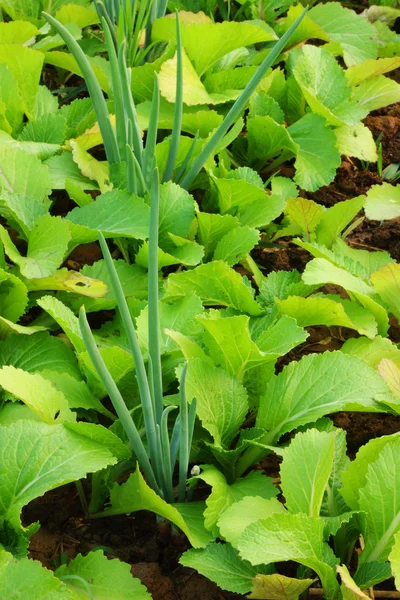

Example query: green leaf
[0,21,39,44]
[337,565,369,599]
[245,115,297,166]
[258,269,316,309]
[352,75,400,112]
[276,295,378,338]
[98,468,212,548]
[254,315,308,356]
[0,44,44,119]
[335,124,378,163]
[197,212,239,259]
[390,531,400,591]
[0,367,74,424]
[55,3,99,28]
[158,182,196,252]
[285,197,324,239]
[302,258,389,335]
[0,550,72,600]
[315,197,365,248]
[0,191,47,239]
[0,420,117,531]
[44,51,111,95]
[164,261,262,316]
[332,238,394,277]
[354,561,392,589]
[37,296,84,353]
[371,263,400,321]
[211,175,268,214]
[248,574,315,599]
[18,113,66,145]
[196,466,278,536]
[288,114,341,192]
[378,359,400,399]
[44,152,98,191]
[293,46,366,126]
[67,190,150,242]
[281,429,336,517]
[238,513,339,598]
[309,2,377,66]
[218,496,285,548]
[186,358,248,446]
[364,182,400,220]
[70,139,110,192]
[180,543,268,595]
[0,146,51,203]
[0,64,24,134]
[0,214,70,279]
[346,57,400,86]
[257,351,392,443]
[0,269,28,323]
[55,550,151,599]
[0,332,81,380]
[341,335,400,369]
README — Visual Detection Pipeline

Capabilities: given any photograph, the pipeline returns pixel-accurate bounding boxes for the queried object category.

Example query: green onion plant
[43,8,307,193]
[79,170,197,503]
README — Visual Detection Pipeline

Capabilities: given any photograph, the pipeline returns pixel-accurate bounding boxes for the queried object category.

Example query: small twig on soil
[308,591,400,598]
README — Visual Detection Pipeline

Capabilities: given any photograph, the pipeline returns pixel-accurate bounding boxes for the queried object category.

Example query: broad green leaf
[0,367,74,424]
[196,466,278,536]
[0,420,117,530]
[337,565,369,599]
[34,85,59,121]
[246,115,297,166]
[0,269,27,323]
[153,18,277,76]
[44,152,98,191]
[67,190,150,242]
[159,49,238,105]
[0,332,81,380]
[197,212,239,259]
[293,46,366,126]
[0,550,72,600]
[285,197,324,239]
[341,335,400,369]
[335,124,378,163]
[364,182,400,220]
[0,146,51,203]
[390,531,400,591]
[44,51,111,95]
[0,21,39,44]
[99,468,212,548]
[309,2,377,66]
[218,496,285,548]
[346,57,400,86]
[37,296,84,353]
[371,263,400,321]
[378,359,400,398]
[248,574,315,599]
[158,182,196,252]
[238,513,339,598]
[302,258,389,335]
[55,3,100,28]
[352,75,400,112]
[186,358,248,446]
[79,345,135,400]
[0,214,70,279]
[164,261,262,316]
[199,314,277,380]
[276,295,378,338]
[280,429,336,517]
[258,269,316,309]
[0,191,47,239]
[332,238,394,277]
[0,64,24,134]
[180,543,268,595]
[0,44,44,119]
[19,113,66,145]
[55,550,151,600]
[0,130,60,161]
[315,197,365,248]
[0,318,46,340]
[211,175,268,214]
[70,139,110,192]
[165,330,211,364]
[354,561,392,589]
[340,432,400,510]
[257,351,392,443]
[288,114,341,191]
[358,436,400,563]
[136,236,204,268]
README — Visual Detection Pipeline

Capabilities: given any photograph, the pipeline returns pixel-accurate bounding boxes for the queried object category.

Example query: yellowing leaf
[378,359,400,397]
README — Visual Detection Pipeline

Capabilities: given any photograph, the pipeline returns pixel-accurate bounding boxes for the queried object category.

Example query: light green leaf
[390,531,400,591]
[335,123,378,162]
[0,550,72,600]
[186,358,248,446]
[19,113,66,145]
[99,468,212,548]
[0,214,70,279]
[378,359,400,399]
[0,21,39,44]
[0,420,117,531]
[332,238,394,277]
[44,51,111,95]
[0,44,44,119]
[352,75,400,112]
[0,331,81,380]
[164,261,262,316]
[371,263,400,321]
[197,212,239,259]
[246,115,297,166]
[238,513,339,598]
[337,565,369,599]
[276,295,378,338]
[55,3,100,28]
[341,335,400,369]
[302,258,389,335]
[180,543,268,595]
[281,429,336,517]
[285,197,324,239]
[364,182,400,220]
[293,45,366,126]
[44,152,98,191]
[315,197,365,248]
[257,351,392,443]
[254,315,308,356]
[0,191,47,239]
[37,296,84,353]
[288,113,341,192]
[346,57,400,86]
[0,146,51,203]
[248,573,315,599]
[0,268,28,323]
[0,367,74,424]
[211,175,268,214]
[0,318,46,340]
[218,496,285,548]
[24,268,107,298]
[354,561,392,590]
[258,269,316,309]
[70,139,110,192]
[55,550,150,600]
[0,64,24,135]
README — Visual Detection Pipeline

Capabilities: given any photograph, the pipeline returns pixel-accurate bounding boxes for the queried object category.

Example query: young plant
[79,170,196,503]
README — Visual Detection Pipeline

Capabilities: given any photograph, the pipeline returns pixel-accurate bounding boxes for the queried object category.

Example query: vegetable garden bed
[1,0,400,598]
